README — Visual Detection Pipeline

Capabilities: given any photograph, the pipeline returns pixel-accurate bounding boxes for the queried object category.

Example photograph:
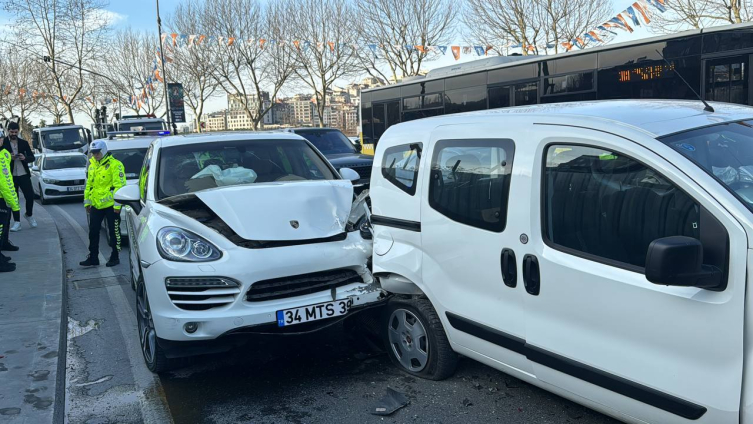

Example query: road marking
[51,204,173,423]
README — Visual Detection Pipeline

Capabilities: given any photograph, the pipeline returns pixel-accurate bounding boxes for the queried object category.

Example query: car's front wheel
[385,297,458,380]
[136,280,173,373]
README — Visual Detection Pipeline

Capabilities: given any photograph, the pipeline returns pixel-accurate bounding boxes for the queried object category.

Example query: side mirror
[354,143,362,153]
[339,167,361,182]
[114,184,141,214]
[645,236,723,290]
[31,165,39,172]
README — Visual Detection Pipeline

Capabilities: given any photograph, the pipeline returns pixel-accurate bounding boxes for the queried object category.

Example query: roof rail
[107,130,170,139]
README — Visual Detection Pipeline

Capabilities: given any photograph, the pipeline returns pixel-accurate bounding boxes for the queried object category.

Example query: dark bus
[360,22,753,149]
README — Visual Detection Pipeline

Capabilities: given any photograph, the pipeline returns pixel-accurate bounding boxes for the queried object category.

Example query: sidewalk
[0,205,64,423]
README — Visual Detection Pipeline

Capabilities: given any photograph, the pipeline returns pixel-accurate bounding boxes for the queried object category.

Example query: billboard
[168,83,186,123]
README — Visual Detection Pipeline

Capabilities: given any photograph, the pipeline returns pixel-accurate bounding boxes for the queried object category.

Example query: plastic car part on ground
[371,388,409,416]
[190,165,257,187]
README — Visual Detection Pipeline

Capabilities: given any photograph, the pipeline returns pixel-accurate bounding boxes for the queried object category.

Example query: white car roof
[40,152,88,158]
[386,100,753,139]
[94,136,157,150]
[158,132,306,148]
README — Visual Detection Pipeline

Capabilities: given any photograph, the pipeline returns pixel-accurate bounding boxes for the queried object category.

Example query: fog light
[184,322,198,333]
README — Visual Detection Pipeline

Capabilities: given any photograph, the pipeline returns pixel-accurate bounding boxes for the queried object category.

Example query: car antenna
[655,49,714,113]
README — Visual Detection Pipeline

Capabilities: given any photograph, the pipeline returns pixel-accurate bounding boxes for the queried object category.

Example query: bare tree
[198,0,295,130]
[287,0,360,127]
[356,0,456,84]
[4,0,113,123]
[105,28,166,117]
[462,0,612,55]
[0,41,44,137]
[650,0,753,34]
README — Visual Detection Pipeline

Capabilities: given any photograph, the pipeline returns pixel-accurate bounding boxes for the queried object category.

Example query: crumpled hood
[194,180,354,241]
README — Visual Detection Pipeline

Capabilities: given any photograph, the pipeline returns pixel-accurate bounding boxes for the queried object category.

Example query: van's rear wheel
[385,297,457,380]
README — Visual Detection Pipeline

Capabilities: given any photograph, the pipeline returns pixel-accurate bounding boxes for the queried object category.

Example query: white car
[114,132,381,373]
[30,153,88,204]
[372,100,753,424]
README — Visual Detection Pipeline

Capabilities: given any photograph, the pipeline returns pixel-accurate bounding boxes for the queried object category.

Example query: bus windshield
[42,128,86,151]
[660,120,753,211]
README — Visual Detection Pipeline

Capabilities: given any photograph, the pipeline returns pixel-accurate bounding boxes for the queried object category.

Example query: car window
[543,144,700,269]
[381,143,422,195]
[295,130,356,155]
[43,155,88,170]
[140,145,153,202]
[156,139,336,200]
[110,148,148,180]
[429,139,514,232]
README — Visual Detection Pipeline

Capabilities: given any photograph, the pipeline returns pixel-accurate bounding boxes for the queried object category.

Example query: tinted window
[43,155,87,170]
[597,56,701,101]
[423,93,443,109]
[488,64,537,84]
[543,145,699,269]
[445,72,487,90]
[42,128,86,151]
[489,86,511,109]
[403,97,421,111]
[373,103,386,139]
[429,139,514,232]
[119,121,165,131]
[703,29,753,54]
[386,101,401,128]
[157,139,336,199]
[543,54,597,76]
[295,129,356,155]
[361,102,373,141]
[402,109,443,122]
[140,145,153,202]
[543,72,594,95]
[598,38,701,68]
[445,87,487,114]
[110,148,148,179]
[401,80,444,96]
[371,87,401,101]
[706,56,748,105]
[514,82,538,105]
[381,143,422,195]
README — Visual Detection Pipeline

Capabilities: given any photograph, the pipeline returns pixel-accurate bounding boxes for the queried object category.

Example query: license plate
[68,186,84,192]
[276,298,353,327]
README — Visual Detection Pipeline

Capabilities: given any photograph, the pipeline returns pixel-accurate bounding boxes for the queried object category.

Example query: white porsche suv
[114,133,382,372]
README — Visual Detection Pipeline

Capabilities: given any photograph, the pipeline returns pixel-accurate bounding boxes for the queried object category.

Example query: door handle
[522,254,540,296]
[500,248,517,288]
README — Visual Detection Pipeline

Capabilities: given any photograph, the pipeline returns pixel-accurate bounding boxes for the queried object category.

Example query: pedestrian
[80,140,126,268]
[0,143,20,272]
[2,122,37,231]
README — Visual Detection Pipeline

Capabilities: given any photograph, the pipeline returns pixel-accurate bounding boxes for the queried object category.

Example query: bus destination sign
[618,63,675,83]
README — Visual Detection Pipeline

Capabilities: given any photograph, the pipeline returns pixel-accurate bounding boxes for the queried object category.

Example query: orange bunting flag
[588,31,603,43]
[18,88,26,97]
[259,39,266,49]
[616,14,634,32]
[485,45,494,55]
[198,35,206,45]
[328,41,335,52]
[293,40,300,50]
[160,33,168,45]
[227,37,235,46]
[170,33,178,46]
[561,41,574,51]
[632,2,651,24]
[451,46,460,60]
[415,45,425,53]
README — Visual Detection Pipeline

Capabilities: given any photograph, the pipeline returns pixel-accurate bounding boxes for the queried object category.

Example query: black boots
[2,241,19,252]
[106,255,119,268]
[0,254,15,272]
[79,255,100,267]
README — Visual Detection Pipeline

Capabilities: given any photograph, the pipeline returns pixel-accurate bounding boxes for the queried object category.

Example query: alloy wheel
[388,308,429,372]
[136,283,157,365]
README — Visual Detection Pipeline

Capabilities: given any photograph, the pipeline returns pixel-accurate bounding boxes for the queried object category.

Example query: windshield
[119,121,166,131]
[43,155,87,170]
[295,129,356,155]
[110,148,147,179]
[660,120,753,210]
[157,139,337,200]
[42,128,86,151]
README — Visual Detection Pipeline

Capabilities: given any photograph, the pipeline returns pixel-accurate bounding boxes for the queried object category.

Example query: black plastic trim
[445,312,707,420]
[370,215,421,232]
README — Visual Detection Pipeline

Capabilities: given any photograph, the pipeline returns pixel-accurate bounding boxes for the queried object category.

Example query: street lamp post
[155,0,175,134]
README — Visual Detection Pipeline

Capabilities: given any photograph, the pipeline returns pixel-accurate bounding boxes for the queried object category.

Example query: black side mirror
[355,143,362,153]
[645,236,723,290]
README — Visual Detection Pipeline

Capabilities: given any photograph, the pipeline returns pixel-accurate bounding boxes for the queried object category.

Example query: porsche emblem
[289,220,300,229]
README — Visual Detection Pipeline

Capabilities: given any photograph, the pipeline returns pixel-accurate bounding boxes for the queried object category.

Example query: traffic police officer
[81,140,126,268]
[0,146,19,272]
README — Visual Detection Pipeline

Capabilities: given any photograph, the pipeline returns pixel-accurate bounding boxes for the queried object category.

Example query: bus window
[706,56,748,105]
[514,82,538,106]
[445,87,488,114]
[489,86,511,109]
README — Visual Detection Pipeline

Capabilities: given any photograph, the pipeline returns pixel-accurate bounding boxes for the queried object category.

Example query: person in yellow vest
[0,146,20,272]
[81,140,126,268]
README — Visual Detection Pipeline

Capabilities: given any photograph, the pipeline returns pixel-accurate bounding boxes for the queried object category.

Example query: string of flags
[162,0,666,58]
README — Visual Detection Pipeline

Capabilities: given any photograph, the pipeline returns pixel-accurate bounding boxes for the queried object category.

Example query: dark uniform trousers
[88,206,121,259]
[0,202,10,254]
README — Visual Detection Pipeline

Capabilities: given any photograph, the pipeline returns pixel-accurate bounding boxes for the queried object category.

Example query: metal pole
[156,0,174,133]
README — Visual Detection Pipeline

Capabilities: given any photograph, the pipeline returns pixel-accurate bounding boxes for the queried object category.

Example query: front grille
[339,165,372,181]
[55,179,86,187]
[165,277,241,311]
[246,269,363,302]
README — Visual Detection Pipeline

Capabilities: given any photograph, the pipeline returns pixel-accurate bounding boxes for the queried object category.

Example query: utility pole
[156,0,175,134]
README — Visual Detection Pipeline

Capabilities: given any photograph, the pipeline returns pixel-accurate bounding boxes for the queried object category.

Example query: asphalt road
[44,198,619,424]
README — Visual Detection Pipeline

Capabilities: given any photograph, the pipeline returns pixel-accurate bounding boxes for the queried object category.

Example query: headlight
[43,178,59,184]
[156,227,222,262]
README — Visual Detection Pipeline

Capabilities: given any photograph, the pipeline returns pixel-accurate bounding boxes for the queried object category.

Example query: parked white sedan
[114,133,381,373]
[30,153,88,204]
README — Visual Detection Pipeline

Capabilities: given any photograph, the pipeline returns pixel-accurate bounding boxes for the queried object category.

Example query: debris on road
[371,388,408,416]
[462,398,473,407]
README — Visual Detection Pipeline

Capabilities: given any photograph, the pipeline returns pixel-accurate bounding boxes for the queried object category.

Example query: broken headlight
[346,190,372,239]
[157,227,222,262]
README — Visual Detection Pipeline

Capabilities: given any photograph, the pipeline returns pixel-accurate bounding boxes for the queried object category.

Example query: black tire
[384,296,457,380]
[136,279,174,373]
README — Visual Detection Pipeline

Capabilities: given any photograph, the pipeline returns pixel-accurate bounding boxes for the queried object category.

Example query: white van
[370,100,753,424]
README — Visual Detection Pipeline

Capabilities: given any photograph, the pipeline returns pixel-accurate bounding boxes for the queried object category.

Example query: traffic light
[99,106,107,124]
